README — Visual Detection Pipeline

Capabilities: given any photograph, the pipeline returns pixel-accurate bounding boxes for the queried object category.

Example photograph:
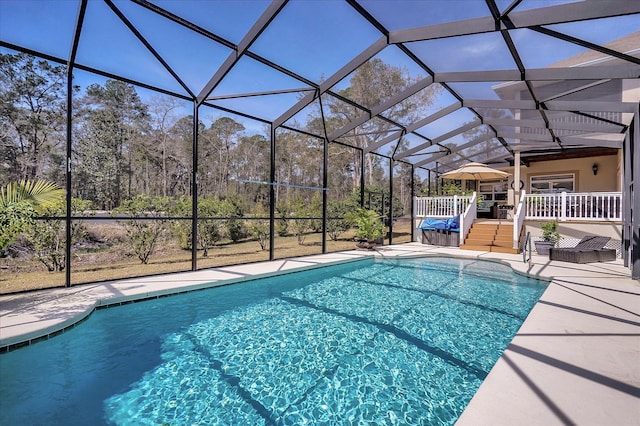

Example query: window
[530,174,575,194]
[478,179,508,201]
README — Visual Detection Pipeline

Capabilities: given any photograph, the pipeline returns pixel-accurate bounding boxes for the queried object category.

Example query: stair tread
[466,234,511,240]
[461,220,519,254]
[464,240,513,247]
[469,229,512,234]
[460,244,519,254]
[469,227,512,231]
[467,232,512,238]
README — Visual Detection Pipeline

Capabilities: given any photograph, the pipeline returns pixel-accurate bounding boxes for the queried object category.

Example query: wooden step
[464,238,513,248]
[460,244,519,254]
[463,229,515,242]
[465,231,512,240]
[471,222,512,229]
[469,225,512,234]
[460,220,518,254]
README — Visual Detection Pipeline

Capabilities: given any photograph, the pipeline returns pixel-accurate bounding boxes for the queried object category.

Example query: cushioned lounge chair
[549,236,616,264]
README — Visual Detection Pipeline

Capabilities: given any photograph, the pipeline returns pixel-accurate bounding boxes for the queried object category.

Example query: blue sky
[1,0,638,142]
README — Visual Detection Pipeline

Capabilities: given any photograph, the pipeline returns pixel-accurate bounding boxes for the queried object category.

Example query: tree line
[1,51,446,273]
[2,52,439,215]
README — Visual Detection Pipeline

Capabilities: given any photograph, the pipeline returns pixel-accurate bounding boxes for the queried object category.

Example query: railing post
[413,196,417,218]
[453,195,458,216]
[560,191,567,221]
[513,190,526,249]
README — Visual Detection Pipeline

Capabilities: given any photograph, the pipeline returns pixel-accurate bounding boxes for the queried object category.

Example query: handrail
[513,189,526,249]
[459,192,477,246]
[522,232,532,265]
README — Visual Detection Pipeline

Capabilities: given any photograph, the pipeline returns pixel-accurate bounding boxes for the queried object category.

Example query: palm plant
[0,179,64,207]
[0,180,64,252]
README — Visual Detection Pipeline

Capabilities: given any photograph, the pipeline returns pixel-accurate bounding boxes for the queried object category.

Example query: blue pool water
[0,257,547,425]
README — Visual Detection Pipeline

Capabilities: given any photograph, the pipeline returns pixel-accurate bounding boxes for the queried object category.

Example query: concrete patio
[1,243,638,425]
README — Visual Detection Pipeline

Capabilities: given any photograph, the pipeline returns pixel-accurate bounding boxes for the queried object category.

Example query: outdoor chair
[549,236,616,264]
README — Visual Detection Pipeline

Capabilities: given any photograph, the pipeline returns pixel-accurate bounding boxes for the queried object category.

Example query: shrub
[169,197,192,250]
[326,200,354,241]
[197,198,224,257]
[308,192,323,233]
[219,197,246,243]
[170,196,247,256]
[247,218,270,251]
[114,195,170,264]
[290,218,312,245]
[25,197,93,272]
[275,201,289,237]
[345,207,386,241]
[351,185,404,220]
[289,195,313,245]
[0,201,35,254]
[541,221,560,244]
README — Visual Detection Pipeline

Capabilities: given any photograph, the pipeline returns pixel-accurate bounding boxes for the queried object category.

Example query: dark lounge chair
[549,236,616,264]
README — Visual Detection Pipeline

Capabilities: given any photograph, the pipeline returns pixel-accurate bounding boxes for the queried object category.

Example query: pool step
[460,221,519,254]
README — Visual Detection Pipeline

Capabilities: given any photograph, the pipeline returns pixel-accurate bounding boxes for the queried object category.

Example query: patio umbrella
[440,162,510,180]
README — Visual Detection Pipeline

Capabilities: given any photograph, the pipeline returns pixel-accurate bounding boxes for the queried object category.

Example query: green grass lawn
[0,220,412,294]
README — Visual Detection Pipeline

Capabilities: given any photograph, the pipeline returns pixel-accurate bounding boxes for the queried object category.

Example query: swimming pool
[0,257,547,425]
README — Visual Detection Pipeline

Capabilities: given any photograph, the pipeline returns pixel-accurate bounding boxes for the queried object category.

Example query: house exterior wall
[525,221,622,241]
[507,153,620,194]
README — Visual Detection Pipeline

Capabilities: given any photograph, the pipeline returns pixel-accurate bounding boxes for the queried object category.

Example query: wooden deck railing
[414,191,621,248]
[413,195,473,218]
[523,192,622,221]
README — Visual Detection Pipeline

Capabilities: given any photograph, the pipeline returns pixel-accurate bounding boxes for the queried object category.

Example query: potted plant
[534,221,560,255]
[345,207,386,250]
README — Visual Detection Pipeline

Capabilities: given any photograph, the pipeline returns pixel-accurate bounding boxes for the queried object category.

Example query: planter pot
[534,241,555,256]
[355,239,377,250]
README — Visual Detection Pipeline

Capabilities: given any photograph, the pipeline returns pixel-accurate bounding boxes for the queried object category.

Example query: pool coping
[0,250,375,351]
[1,243,639,425]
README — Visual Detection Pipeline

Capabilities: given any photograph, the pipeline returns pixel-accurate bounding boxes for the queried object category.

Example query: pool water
[0,257,547,425]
